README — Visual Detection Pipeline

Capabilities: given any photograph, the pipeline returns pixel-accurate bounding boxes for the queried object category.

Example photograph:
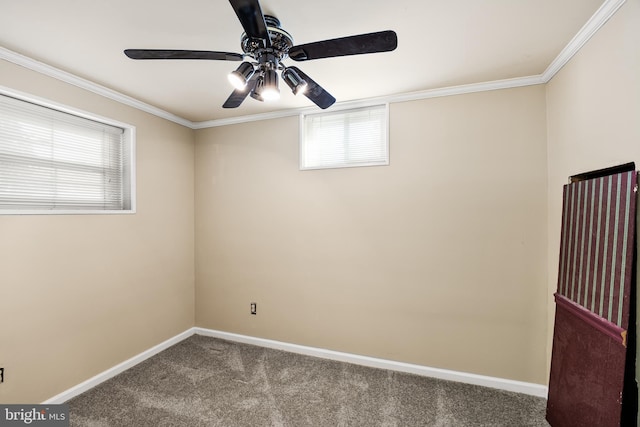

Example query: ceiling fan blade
[124,49,243,61]
[288,67,335,109]
[222,74,259,108]
[288,30,397,61]
[228,0,271,47]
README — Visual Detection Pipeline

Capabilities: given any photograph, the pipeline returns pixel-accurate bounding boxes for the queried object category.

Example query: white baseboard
[44,326,548,403]
[42,329,195,404]
[194,327,549,398]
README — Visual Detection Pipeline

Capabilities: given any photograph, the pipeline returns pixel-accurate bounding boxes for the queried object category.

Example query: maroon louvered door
[547,169,638,427]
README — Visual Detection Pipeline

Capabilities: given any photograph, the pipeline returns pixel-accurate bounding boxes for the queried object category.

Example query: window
[300,104,389,170]
[0,92,135,214]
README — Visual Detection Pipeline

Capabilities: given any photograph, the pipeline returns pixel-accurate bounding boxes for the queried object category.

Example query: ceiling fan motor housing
[240,15,294,71]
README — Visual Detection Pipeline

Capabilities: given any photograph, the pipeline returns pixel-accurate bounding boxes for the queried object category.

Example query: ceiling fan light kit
[260,68,280,101]
[228,61,255,90]
[124,0,397,110]
[282,67,307,95]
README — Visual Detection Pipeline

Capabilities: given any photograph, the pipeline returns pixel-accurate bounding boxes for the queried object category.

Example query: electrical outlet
[1,367,4,383]
[250,302,257,315]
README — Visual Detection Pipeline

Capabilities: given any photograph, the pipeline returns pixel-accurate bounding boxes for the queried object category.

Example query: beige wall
[195,86,549,384]
[0,61,195,403]
[545,0,640,369]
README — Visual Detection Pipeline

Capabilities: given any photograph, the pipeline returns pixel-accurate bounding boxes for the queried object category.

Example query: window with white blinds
[0,92,135,213]
[300,104,389,170]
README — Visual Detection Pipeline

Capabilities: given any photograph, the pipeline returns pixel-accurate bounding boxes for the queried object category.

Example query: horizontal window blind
[0,94,132,212]
[301,104,388,170]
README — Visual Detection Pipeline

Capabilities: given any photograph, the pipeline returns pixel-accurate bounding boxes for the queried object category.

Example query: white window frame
[0,86,136,215]
[299,103,389,171]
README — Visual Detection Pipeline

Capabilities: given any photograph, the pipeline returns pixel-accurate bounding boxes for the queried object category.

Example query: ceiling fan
[124,0,397,110]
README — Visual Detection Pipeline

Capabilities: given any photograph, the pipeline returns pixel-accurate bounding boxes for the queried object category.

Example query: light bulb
[261,87,280,101]
[261,69,280,101]
[294,81,308,95]
[227,72,246,90]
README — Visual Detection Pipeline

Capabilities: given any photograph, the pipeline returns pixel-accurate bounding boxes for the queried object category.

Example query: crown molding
[0,46,193,129]
[194,74,546,128]
[199,0,625,128]
[541,0,626,82]
[192,108,310,129]
[1,0,624,130]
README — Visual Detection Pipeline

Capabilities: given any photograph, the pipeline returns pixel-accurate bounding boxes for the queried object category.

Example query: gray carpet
[68,335,550,426]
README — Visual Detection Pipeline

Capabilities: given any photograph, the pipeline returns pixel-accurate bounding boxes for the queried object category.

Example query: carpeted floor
[68,335,550,426]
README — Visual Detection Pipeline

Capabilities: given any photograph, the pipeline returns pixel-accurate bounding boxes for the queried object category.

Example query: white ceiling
[0,0,607,123]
